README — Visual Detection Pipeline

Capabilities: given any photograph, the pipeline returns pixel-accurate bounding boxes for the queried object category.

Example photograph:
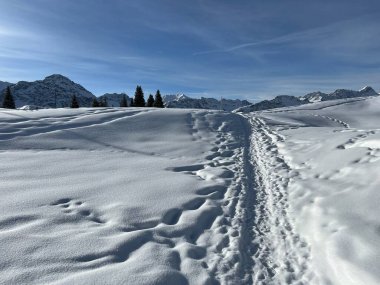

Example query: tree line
[86,86,164,109]
[1,85,164,109]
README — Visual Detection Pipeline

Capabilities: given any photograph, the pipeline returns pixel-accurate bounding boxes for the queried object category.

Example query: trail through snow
[1,97,380,284]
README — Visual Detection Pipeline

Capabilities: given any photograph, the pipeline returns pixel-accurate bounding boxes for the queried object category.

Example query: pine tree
[153,89,164,108]
[92,97,99,107]
[70,95,79,108]
[120,94,128,107]
[2,86,16,109]
[130,98,134,107]
[99,97,108,107]
[134,85,145,107]
[147,94,154,107]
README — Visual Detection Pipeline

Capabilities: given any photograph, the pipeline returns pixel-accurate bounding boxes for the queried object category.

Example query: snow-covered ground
[246,96,380,285]
[0,96,379,284]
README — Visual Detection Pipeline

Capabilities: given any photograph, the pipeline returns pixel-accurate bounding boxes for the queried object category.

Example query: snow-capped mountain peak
[163,93,251,111]
[1,74,95,108]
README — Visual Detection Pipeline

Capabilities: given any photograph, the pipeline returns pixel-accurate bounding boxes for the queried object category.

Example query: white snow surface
[1,96,380,285]
[249,96,380,285]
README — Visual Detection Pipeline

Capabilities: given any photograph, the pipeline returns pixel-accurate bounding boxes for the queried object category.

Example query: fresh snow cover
[1,95,380,284]
[240,96,380,285]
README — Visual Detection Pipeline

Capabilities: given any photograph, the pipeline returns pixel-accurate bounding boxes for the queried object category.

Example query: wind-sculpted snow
[0,107,256,284]
[1,96,379,284]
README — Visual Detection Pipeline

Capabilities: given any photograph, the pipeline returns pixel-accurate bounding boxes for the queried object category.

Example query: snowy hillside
[164,94,251,111]
[0,80,12,92]
[98,93,130,107]
[0,97,379,284]
[1,75,95,108]
[0,107,250,284]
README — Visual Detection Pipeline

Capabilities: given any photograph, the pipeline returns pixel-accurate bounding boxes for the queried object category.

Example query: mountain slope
[322,86,378,101]
[0,81,12,92]
[236,95,305,112]
[0,75,95,108]
[98,93,130,107]
[238,87,379,113]
[164,94,251,111]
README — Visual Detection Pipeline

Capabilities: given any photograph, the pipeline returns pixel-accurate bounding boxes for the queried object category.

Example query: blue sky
[0,0,379,100]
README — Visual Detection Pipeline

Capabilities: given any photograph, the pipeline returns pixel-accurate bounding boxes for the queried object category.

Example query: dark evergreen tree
[92,97,100,107]
[147,94,154,107]
[130,98,134,107]
[2,86,16,109]
[99,97,108,107]
[70,95,79,108]
[153,89,164,108]
[134,85,145,107]
[120,94,128,107]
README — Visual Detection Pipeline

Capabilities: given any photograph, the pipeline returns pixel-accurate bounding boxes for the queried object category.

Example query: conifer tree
[120,94,128,107]
[92,97,99,107]
[147,94,154,107]
[2,86,16,109]
[153,89,164,108]
[134,85,145,107]
[99,97,108,107]
[130,98,134,107]
[70,95,79,108]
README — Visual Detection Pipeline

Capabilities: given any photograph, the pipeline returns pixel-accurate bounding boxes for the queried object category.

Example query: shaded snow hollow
[0,98,379,284]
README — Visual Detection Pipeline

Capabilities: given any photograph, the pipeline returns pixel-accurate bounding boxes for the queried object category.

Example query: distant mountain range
[0,74,379,111]
[163,94,251,111]
[236,86,379,112]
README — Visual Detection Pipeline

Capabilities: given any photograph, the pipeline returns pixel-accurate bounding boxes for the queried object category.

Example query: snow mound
[18,105,43,110]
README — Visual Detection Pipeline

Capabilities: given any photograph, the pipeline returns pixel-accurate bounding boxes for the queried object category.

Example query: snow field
[254,96,380,285]
[0,107,257,285]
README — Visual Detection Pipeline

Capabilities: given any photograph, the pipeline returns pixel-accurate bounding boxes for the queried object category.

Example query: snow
[250,96,380,285]
[0,107,252,284]
[1,95,380,284]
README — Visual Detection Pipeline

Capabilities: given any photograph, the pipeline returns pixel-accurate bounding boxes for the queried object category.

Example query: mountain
[0,74,95,108]
[321,86,378,101]
[0,81,12,92]
[236,95,305,113]
[300,91,328,103]
[237,86,379,113]
[98,93,130,107]
[163,94,251,111]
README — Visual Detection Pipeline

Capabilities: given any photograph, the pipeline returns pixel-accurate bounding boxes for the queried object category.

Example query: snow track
[245,116,316,285]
